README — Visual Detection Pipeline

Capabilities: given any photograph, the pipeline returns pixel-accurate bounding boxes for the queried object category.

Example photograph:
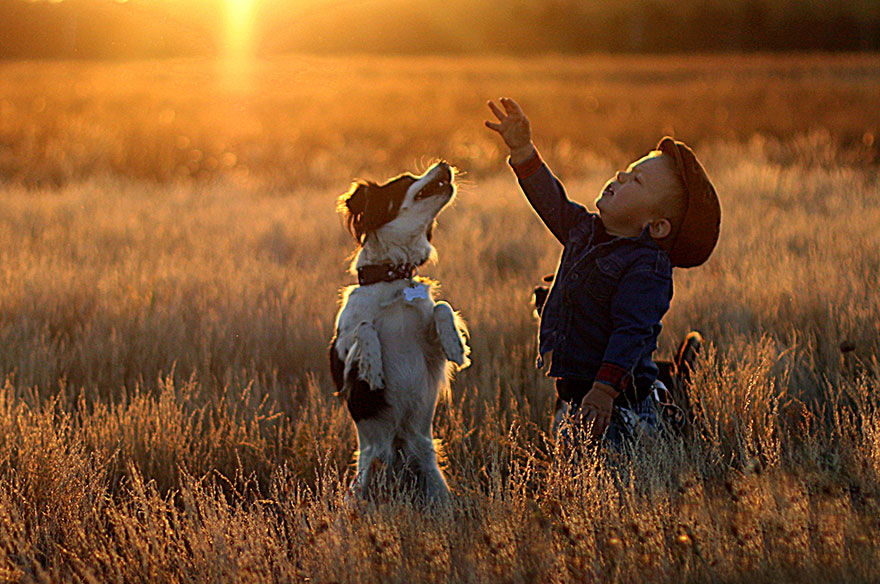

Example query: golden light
[222,0,257,91]
[224,0,255,60]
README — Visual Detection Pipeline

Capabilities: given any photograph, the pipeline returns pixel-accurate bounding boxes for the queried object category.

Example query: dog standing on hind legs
[329,161,470,505]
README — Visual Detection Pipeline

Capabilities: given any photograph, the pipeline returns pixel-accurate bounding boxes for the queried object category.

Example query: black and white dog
[329,161,470,504]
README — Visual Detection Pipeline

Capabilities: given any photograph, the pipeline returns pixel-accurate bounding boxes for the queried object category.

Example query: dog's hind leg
[404,434,449,505]
[433,302,470,368]
[354,421,395,501]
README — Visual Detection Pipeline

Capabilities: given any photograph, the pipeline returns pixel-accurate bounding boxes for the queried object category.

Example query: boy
[485,97,720,442]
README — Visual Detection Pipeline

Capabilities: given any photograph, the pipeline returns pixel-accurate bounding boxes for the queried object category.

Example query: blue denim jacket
[512,153,673,403]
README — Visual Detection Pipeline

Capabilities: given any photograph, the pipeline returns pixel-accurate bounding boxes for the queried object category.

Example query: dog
[329,161,470,505]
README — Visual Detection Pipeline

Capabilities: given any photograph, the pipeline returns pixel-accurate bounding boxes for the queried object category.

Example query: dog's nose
[436,161,452,182]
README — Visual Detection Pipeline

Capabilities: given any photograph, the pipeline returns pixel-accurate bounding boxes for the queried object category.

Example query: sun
[221,0,257,91]
[224,0,255,60]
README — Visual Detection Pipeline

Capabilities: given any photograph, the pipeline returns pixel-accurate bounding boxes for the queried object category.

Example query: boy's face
[595,152,679,239]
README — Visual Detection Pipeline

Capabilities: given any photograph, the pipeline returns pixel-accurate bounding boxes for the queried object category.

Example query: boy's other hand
[485,97,535,164]
[577,382,619,440]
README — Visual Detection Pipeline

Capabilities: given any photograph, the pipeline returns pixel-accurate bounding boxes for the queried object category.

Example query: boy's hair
[656,137,721,268]
[650,152,688,256]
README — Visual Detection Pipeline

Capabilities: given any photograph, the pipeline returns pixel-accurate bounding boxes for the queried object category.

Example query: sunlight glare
[225,0,255,59]
[222,0,256,91]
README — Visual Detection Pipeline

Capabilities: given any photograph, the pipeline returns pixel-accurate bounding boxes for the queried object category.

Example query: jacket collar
[592,217,659,248]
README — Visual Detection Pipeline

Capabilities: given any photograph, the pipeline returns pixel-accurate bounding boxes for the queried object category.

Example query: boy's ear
[648,218,672,240]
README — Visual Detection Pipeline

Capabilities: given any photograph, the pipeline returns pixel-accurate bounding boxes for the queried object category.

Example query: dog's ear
[338,180,399,245]
[338,181,373,244]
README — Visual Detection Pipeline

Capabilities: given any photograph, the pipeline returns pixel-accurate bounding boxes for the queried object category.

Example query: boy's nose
[616,170,629,183]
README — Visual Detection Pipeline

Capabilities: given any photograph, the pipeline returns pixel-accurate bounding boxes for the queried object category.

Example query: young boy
[485,97,720,443]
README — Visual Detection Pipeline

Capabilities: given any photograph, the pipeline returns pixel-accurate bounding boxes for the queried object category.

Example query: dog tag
[404,283,429,302]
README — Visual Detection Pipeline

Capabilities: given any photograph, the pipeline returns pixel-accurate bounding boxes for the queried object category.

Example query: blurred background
[1,0,879,60]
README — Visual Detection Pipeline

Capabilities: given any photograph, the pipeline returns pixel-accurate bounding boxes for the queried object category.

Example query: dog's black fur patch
[328,337,388,422]
[345,361,389,422]
[329,337,345,392]
[339,175,416,244]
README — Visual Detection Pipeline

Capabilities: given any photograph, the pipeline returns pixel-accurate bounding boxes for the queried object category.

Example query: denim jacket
[512,153,673,404]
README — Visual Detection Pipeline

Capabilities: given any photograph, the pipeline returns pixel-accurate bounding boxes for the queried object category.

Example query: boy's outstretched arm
[485,98,536,165]
[484,97,589,244]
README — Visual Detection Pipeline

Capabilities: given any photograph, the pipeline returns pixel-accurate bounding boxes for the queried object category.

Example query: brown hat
[657,137,721,268]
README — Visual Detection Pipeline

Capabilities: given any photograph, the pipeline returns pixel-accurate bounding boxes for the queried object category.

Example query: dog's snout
[435,161,452,182]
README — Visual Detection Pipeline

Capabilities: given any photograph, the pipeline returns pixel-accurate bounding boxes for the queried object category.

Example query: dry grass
[0,54,878,582]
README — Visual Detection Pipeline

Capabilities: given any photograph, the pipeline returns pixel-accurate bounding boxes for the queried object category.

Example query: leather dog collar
[357,263,417,286]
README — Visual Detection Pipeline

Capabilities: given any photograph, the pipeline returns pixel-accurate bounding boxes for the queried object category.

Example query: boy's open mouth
[602,184,615,198]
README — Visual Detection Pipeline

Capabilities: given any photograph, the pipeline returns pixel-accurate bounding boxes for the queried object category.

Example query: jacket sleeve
[598,256,672,393]
[510,150,590,245]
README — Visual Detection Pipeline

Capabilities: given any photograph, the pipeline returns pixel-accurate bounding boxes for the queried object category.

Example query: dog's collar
[357,263,417,286]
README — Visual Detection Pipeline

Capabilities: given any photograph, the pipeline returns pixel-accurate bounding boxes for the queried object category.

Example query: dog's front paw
[359,357,385,389]
[348,322,385,389]
[444,337,469,368]
[433,302,471,368]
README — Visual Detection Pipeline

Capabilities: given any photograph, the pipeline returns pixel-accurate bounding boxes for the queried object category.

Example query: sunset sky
[0,0,877,58]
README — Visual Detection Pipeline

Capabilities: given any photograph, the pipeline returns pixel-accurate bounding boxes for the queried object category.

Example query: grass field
[0,53,878,582]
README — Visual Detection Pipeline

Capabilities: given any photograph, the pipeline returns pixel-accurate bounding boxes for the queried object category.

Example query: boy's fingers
[582,408,597,424]
[487,100,506,121]
[587,413,605,438]
[484,120,502,132]
[502,97,524,115]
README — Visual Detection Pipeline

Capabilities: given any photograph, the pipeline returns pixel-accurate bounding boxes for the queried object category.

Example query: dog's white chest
[377,281,432,309]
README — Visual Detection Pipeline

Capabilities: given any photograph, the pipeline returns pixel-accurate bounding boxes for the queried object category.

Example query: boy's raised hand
[485,97,536,164]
